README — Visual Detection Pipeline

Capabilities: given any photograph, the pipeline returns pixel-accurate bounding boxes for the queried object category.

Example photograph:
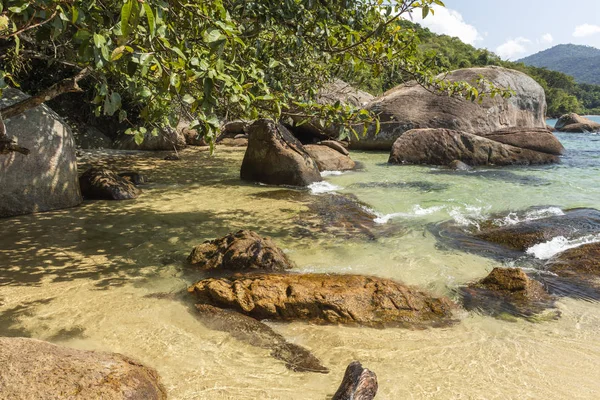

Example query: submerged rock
[447,160,472,171]
[304,144,356,172]
[187,230,294,272]
[79,167,141,200]
[241,119,322,186]
[478,127,564,156]
[543,242,600,300]
[195,304,328,373]
[388,128,559,166]
[332,361,378,400]
[460,268,557,321]
[118,171,148,185]
[0,337,167,399]
[188,273,456,328]
[555,113,600,133]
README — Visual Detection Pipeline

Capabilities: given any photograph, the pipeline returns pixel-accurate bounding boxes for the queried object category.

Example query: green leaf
[203,29,225,44]
[142,3,156,38]
[93,33,106,48]
[121,0,133,36]
[182,94,195,104]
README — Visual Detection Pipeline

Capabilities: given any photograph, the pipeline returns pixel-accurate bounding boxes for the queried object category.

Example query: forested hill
[354,22,600,117]
[518,44,600,85]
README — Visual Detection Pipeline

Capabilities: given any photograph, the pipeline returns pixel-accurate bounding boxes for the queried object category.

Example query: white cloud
[496,37,531,60]
[573,24,600,37]
[410,8,481,45]
[541,33,553,44]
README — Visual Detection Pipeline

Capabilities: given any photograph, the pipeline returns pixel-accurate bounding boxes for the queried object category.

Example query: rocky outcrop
[460,268,557,320]
[332,361,378,400]
[479,127,564,156]
[79,167,141,200]
[241,119,322,186]
[187,230,294,271]
[114,127,186,150]
[554,113,600,133]
[195,304,328,373]
[0,337,167,399]
[188,273,456,328]
[388,128,559,166]
[355,67,548,150]
[304,144,356,171]
[0,87,82,217]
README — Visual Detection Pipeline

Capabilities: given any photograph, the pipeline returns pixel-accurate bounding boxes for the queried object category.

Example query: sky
[409,0,600,60]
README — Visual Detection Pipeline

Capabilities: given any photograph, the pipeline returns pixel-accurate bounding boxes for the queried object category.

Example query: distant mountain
[518,44,600,85]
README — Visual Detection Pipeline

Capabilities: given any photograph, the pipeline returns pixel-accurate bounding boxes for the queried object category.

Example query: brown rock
[118,171,148,185]
[114,127,186,150]
[220,137,248,147]
[388,128,559,166]
[187,230,294,271]
[0,337,167,399]
[219,120,250,140]
[555,113,600,133]
[332,361,378,400]
[543,242,600,299]
[319,140,350,155]
[188,273,456,328]
[241,119,322,186]
[304,144,356,172]
[480,127,564,155]
[447,160,472,171]
[79,167,141,200]
[178,119,207,146]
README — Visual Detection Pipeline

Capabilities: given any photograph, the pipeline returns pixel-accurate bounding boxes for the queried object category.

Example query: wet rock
[0,337,167,399]
[0,87,82,217]
[546,124,555,132]
[479,127,565,156]
[543,242,600,300]
[555,113,600,133]
[355,67,547,150]
[188,273,456,328]
[389,128,559,166]
[79,167,141,200]
[195,304,328,373]
[118,171,148,185]
[447,160,472,171]
[241,119,322,186]
[304,144,356,172]
[332,361,378,400]
[318,140,349,155]
[187,230,294,272]
[460,268,557,320]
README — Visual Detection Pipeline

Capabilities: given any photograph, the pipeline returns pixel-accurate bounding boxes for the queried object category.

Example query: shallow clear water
[2,127,600,399]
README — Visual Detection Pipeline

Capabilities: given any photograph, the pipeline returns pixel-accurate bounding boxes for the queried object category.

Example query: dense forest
[345,21,600,118]
[519,44,600,85]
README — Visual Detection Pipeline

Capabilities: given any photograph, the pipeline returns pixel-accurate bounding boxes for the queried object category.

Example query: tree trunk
[332,361,378,400]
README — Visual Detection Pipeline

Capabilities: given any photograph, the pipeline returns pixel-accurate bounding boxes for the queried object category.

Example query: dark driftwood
[332,361,378,400]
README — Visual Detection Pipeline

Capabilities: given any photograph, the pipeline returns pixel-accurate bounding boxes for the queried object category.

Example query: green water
[1,134,600,399]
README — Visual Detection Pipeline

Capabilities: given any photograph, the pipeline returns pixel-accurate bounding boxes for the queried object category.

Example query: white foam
[373,205,445,224]
[526,234,600,260]
[448,205,489,228]
[320,170,345,177]
[495,207,565,226]
[308,181,342,194]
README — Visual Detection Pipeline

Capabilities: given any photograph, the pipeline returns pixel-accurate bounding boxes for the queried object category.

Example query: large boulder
[355,67,547,150]
[241,119,322,186]
[114,127,186,150]
[187,230,295,271]
[0,337,167,399]
[0,87,82,217]
[304,144,356,171]
[388,128,559,166]
[79,167,141,200]
[188,273,456,328]
[554,113,600,133]
[479,127,564,156]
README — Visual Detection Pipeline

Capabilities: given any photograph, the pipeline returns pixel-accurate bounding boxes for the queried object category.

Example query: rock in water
[554,113,600,133]
[241,119,322,186]
[0,337,167,399]
[543,242,600,300]
[388,128,559,166]
[460,268,557,320]
[188,273,456,328]
[187,230,295,271]
[447,160,472,171]
[79,167,141,200]
[479,127,564,156]
[332,361,378,400]
[0,87,82,217]
[354,66,547,150]
[194,304,328,373]
[118,171,148,185]
[304,144,356,171]
[318,140,349,155]
[114,127,186,150]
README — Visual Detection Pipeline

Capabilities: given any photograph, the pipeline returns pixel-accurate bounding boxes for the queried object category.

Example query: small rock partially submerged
[118,171,148,185]
[332,361,378,400]
[555,113,600,133]
[0,337,167,399]
[188,273,456,328]
[543,242,600,300]
[460,268,557,321]
[79,167,141,200]
[195,304,328,373]
[187,230,294,272]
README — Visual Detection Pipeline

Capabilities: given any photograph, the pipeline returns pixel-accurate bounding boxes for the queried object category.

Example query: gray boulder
[355,67,548,150]
[0,337,167,399]
[0,87,82,217]
[241,119,322,186]
[389,128,559,166]
[479,127,564,156]
[554,113,600,133]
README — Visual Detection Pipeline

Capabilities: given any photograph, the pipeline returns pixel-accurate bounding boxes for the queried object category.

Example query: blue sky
[409,0,600,60]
